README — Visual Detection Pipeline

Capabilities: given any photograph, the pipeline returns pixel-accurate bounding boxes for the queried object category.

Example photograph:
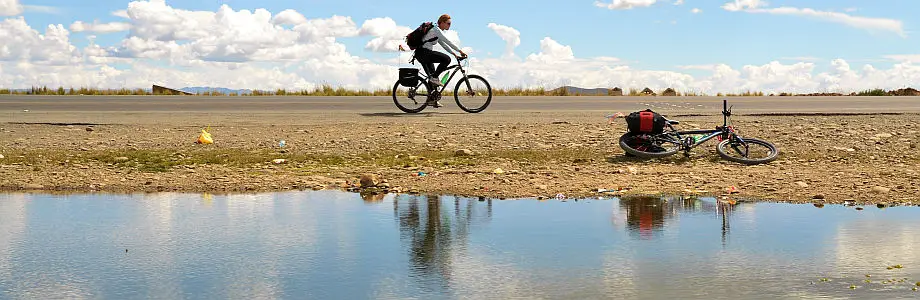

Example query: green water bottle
[441,73,449,84]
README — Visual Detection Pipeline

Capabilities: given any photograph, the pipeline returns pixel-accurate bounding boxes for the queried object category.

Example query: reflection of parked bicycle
[393,54,492,113]
[619,99,779,165]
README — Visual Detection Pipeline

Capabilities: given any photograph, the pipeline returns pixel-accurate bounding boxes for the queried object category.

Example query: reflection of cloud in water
[0,193,28,288]
[11,278,92,299]
[833,217,920,272]
[0,193,93,299]
[601,251,637,298]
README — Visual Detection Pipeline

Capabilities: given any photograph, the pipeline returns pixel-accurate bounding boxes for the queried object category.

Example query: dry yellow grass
[0,85,913,97]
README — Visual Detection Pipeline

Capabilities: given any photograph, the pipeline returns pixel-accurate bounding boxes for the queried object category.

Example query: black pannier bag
[398,68,419,87]
[625,109,667,134]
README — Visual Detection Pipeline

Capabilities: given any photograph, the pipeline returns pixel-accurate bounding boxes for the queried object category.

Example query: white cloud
[111,10,129,18]
[674,0,684,5]
[722,1,905,36]
[358,17,411,52]
[525,37,574,63]
[595,0,657,10]
[271,9,307,25]
[884,54,920,63]
[22,5,59,14]
[0,17,79,65]
[2,1,920,95]
[0,0,23,16]
[110,1,360,62]
[691,8,702,14]
[487,23,521,58]
[721,0,765,11]
[70,21,131,33]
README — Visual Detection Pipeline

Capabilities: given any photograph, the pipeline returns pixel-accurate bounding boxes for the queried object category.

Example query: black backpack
[625,109,666,134]
[405,22,437,50]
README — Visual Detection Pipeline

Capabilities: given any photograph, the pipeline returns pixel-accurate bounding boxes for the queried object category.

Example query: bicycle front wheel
[453,75,492,113]
[618,132,680,158]
[392,79,429,113]
[716,137,779,165]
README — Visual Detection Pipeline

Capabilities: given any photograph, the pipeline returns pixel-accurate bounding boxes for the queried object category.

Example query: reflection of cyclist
[416,14,467,88]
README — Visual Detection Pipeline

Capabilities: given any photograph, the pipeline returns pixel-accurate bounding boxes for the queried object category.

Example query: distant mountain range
[180,87,254,95]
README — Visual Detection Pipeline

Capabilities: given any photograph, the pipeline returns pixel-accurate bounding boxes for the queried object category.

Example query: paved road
[1,95,918,114]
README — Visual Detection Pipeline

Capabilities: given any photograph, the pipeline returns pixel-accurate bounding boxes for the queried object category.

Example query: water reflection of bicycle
[614,196,736,244]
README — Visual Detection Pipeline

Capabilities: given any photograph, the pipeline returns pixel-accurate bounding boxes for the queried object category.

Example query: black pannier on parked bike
[398,68,419,87]
[625,109,667,134]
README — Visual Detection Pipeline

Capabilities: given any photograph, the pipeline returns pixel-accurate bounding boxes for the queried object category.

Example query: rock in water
[360,174,379,187]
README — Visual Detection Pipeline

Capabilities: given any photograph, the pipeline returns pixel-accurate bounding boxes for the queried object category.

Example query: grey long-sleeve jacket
[421,26,462,56]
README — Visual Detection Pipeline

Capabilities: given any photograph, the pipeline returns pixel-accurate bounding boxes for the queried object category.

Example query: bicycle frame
[410,55,473,94]
[654,99,741,151]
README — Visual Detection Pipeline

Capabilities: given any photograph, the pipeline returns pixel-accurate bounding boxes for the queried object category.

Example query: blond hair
[438,14,451,25]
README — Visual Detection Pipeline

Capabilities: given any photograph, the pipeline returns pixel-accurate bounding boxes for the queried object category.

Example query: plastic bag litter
[606,112,625,124]
[196,126,213,144]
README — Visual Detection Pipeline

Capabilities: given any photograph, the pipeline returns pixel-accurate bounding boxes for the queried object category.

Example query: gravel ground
[1,109,917,206]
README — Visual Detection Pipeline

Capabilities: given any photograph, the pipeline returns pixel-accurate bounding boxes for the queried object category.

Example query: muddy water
[0,192,918,299]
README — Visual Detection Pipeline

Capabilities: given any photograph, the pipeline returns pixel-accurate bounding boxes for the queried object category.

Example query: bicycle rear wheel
[392,79,430,113]
[453,75,492,113]
[716,137,779,165]
[618,132,680,158]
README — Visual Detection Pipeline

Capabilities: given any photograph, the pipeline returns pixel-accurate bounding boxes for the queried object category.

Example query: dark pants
[415,48,450,79]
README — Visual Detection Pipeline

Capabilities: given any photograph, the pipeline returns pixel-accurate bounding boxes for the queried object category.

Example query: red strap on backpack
[639,112,654,132]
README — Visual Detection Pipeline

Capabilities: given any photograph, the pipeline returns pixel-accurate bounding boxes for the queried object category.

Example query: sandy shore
[1,96,918,205]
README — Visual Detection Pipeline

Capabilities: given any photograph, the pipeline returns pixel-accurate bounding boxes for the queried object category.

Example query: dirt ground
[1,110,918,206]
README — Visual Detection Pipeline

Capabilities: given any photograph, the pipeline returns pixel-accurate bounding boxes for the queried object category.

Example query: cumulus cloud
[487,23,521,58]
[0,0,23,16]
[358,17,411,52]
[595,0,657,10]
[691,8,702,14]
[107,1,361,62]
[722,1,905,36]
[526,37,575,63]
[674,0,684,5]
[2,0,920,95]
[111,10,129,18]
[884,54,920,63]
[0,17,79,65]
[70,21,131,33]
[271,9,307,25]
[721,0,765,11]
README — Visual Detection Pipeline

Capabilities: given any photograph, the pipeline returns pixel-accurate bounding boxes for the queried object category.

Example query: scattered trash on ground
[606,112,625,124]
[726,186,739,194]
[272,159,287,164]
[196,126,213,144]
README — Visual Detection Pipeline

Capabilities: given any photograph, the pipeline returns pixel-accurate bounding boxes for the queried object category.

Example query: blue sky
[2,0,919,92]
[18,0,916,69]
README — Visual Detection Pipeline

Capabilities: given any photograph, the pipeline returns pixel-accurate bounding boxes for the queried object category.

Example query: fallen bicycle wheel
[716,137,779,165]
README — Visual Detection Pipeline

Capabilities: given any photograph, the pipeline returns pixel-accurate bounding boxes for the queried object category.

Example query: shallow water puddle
[0,192,918,299]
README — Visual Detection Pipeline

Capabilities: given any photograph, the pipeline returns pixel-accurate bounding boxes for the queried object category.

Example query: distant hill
[180,87,253,95]
[554,86,613,96]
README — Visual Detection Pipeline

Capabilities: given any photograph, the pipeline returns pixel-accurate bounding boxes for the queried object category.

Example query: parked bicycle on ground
[618,99,779,165]
[392,54,492,113]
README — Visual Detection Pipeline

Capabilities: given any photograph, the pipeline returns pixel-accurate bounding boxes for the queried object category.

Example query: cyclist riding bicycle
[415,14,467,89]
